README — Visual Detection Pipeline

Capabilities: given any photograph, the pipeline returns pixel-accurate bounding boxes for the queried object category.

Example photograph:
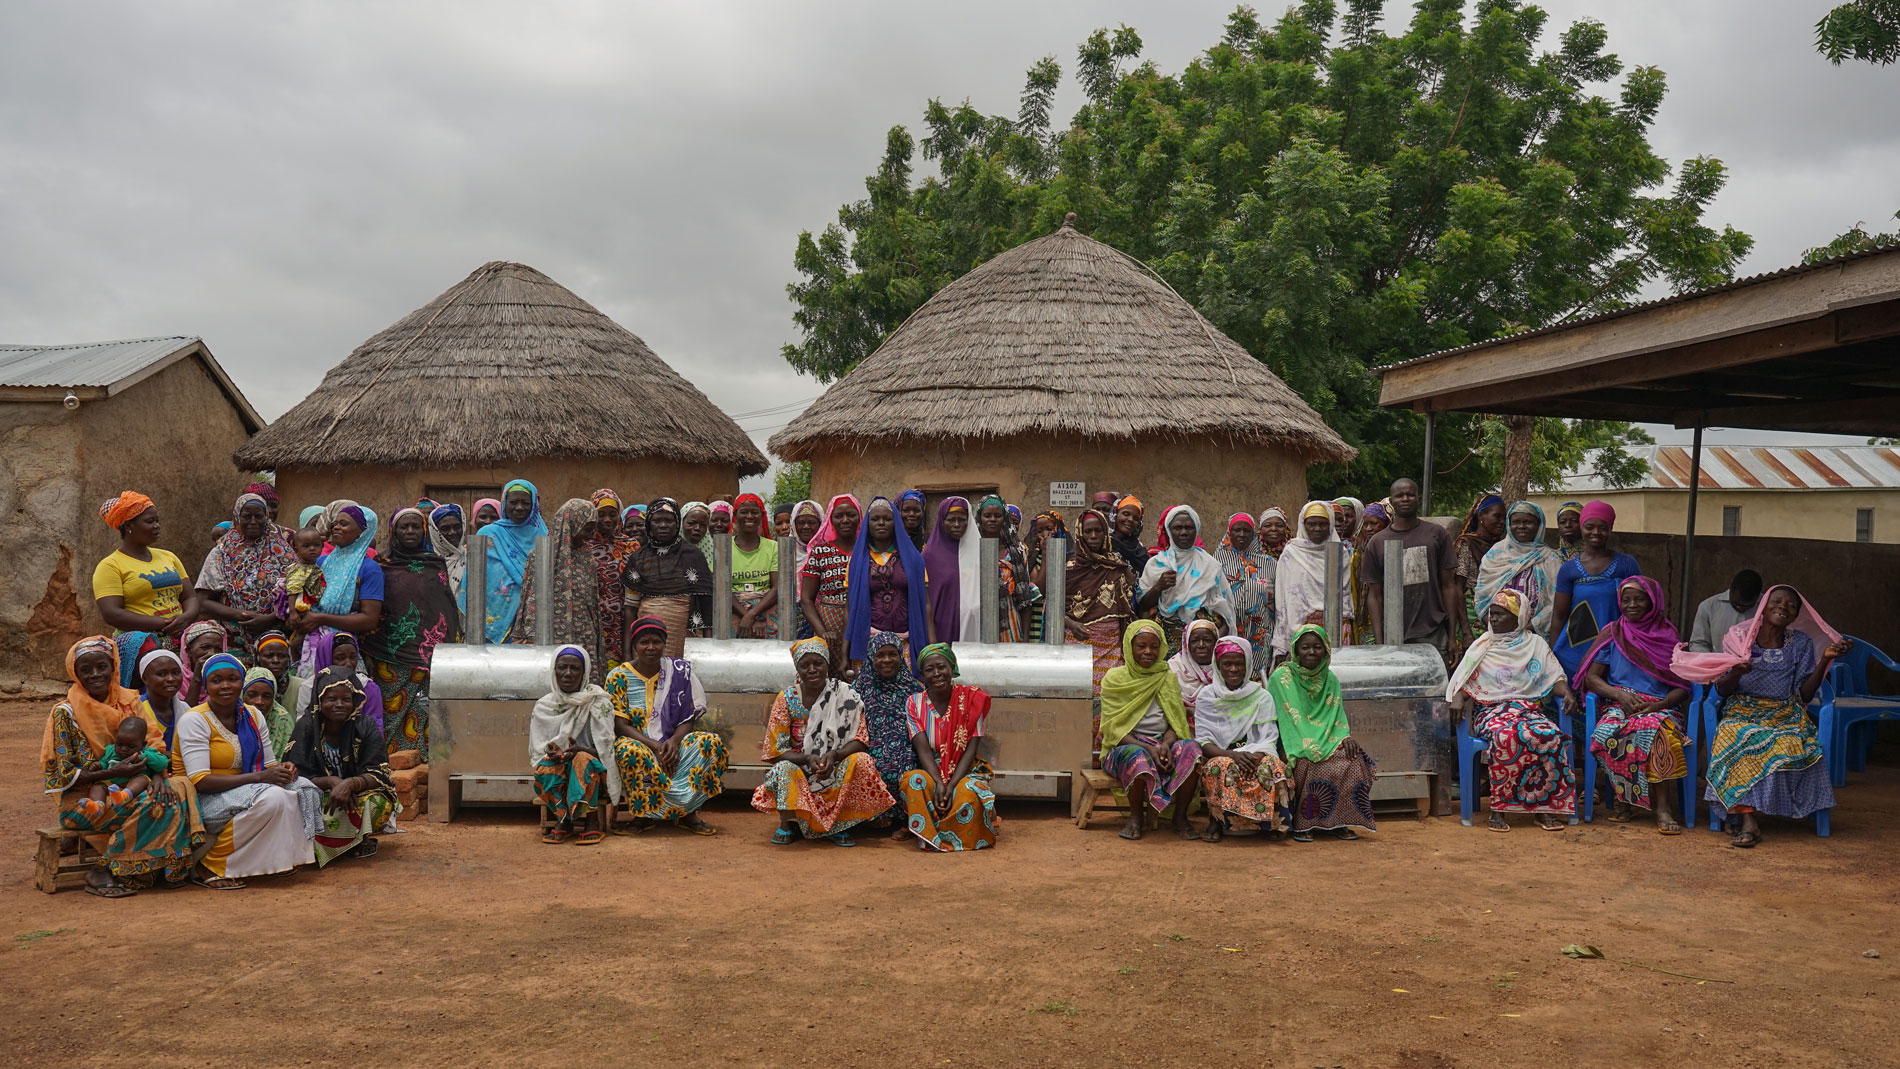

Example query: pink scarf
[810,493,861,548]
[1670,583,1840,683]
[1570,575,1689,691]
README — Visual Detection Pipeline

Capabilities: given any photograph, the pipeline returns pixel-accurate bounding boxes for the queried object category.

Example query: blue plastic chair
[1822,635,1900,787]
[1457,701,1591,827]
[1577,692,1700,828]
[1700,685,1833,837]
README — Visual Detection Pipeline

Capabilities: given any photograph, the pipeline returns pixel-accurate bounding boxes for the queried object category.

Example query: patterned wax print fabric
[749,679,895,838]
[851,632,923,818]
[1703,628,1834,819]
[900,682,997,850]
[604,660,729,821]
[1474,699,1578,816]
[509,498,604,679]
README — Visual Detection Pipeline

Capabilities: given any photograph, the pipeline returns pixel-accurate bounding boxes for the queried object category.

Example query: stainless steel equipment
[1331,643,1452,817]
[427,643,564,821]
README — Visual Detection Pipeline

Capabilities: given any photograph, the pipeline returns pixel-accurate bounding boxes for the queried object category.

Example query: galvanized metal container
[1331,643,1453,817]
[427,643,564,820]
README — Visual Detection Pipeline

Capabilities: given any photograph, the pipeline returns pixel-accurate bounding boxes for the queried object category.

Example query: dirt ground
[2,697,1895,1067]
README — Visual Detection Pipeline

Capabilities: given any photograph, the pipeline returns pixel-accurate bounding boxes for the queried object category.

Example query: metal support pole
[1042,536,1068,645]
[776,536,798,640]
[533,533,553,644]
[465,534,487,646]
[1323,541,1342,645]
[712,532,733,639]
[1421,410,1436,517]
[1383,537,1405,646]
[979,536,1000,644]
[1680,421,1704,634]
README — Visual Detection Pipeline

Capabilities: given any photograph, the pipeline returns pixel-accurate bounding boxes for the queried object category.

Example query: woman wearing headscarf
[751,637,894,845]
[425,502,469,603]
[286,665,398,864]
[464,480,544,645]
[296,631,385,728]
[195,491,296,652]
[799,493,862,675]
[1673,585,1850,848]
[680,501,715,564]
[1063,507,1139,755]
[293,501,384,689]
[852,630,923,837]
[604,615,728,834]
[1169,618,1222,710]
[1139,505,1237,656]
[41,636,202,897]
[1474,502,1563,640]
[729,493,781,639]
[1451,493,1508,649]
[1099,619,1203,841]
[1215,512,1276,656]
[1195,636,1291,842]
[530,645,620,845]
[364,506,461,753]
[472,497,503,529]
[585,490,639,664]
[619,498,714,658]
[1268,502,1353,661]
[844,495,929,671]
[1446,589,1581,832]
[252,630,299,715]
[1026,509,1069,585]
[134,648,190,754]
[1110,496,1153,577]
[1347,502,1390,644]
[901,643,998,851]
[897,489,929,550]
[1549,501,1643,679]
[1554,502,1585,563]
[922,496,980,644]
[974,495,1038,643]
[709,500,734,538]
[508,499,604,677]
[1575,576,1691,833]
[179,619,229,707]
[93,490,200,654]
[1268,624,1379,841]
[621,503,647,546]
[242,665,296,762]
[1331,498,1364,630]
[1257,507,1292,559]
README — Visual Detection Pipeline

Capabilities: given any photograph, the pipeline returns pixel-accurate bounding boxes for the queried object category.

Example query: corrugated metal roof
[1559,444,1900,493]
[0,336,199,387]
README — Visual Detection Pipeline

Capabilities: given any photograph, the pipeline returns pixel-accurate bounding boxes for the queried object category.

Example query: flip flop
[1291,830,1314,843]
[348,838,380,858]
[1488,816,1511,833]
[190,873,246,891]
[1658,821,1684,836]
[1537,817,1567,832]
[83,881,137,899]
[1731,831,1762,849]
[542,827,573,844]
[575,830,604,846]
[676,818,719,837]
[1334,828,1359,840]
[826,832,857,848]
[771,827,798,845]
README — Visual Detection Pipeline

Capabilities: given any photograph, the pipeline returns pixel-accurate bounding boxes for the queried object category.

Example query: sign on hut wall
[1049,481,1087,508]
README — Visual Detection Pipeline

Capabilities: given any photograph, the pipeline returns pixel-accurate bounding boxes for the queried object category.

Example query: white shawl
[1192,641,1282,754]
[527,646,623,803]
[1269,501,1353,655]
[1140,505,1236,630]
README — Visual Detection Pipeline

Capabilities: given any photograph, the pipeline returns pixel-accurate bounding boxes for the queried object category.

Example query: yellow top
[172,705,274,784]
[93,548,189,619]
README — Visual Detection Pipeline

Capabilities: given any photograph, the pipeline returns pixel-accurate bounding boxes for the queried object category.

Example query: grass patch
[14,928,75,948]
[1032,1000,1080,1016]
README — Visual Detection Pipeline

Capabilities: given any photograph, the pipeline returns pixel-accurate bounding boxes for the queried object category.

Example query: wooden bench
[1073,765,1160,831]
[35,826,101,894]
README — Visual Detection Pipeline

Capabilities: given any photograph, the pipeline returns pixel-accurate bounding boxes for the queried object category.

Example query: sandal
[542,827,574,845]
[1201,821,1225,844]
[771,827,798,845]
[1291,830,1314,843]
[1607,803,1634,824]
[1536,815,1566,831]
[1731,830,1762,849]
[826,831,857,848]
[1488,815,1511,833]
[1657,820,1684,836]
[576,830,604,846]
[676,816,719,837]
[190,871,246,891]
[348,838,380,858]
[1334,828,1359,840]
[83,880,137,899]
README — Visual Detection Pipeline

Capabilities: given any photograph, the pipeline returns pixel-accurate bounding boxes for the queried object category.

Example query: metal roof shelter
[0,335,264,432]
[1560,443,1900,493]
[1377,244,1900,625]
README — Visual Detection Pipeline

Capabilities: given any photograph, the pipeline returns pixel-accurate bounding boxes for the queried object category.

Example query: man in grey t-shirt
[1361,478,1460,661]
[1689,569,1762,652]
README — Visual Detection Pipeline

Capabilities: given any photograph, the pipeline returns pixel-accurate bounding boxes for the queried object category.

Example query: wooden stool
[34,827,101,894]
[1073,765,1148,830]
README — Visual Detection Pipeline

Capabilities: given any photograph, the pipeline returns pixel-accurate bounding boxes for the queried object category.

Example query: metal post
[776,535,798,640]
[465,534,487,647]
[532,533,553,644]
[1680,420,1704,634]
[712,532,733,639]
[1421,410,1436,517]
[979,536,1000,644]
[1042,536,1068,645]
[1383,537,1405,645]
[1323,540,1342,645]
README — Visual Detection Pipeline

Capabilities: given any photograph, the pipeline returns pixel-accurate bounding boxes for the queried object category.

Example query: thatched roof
[767,216,1353,463]
[235,262,767,474]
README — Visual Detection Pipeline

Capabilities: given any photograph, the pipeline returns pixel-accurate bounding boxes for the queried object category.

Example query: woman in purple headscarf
[921,497,979,643]
[1575,575,1690,833]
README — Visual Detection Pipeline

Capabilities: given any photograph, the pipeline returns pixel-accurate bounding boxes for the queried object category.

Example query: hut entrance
[425,484,506,524]
[914,482,999,521]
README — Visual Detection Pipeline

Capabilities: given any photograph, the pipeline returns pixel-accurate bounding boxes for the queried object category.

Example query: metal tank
[1329,643,1452,817]
[426,641,566,821]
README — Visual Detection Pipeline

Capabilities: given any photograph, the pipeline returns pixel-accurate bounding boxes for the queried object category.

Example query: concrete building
[0,337,262,676]
[234,261,767,520]
[768,216,1353,519]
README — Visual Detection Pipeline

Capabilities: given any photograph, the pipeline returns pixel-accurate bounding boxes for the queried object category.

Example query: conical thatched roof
[235,262,767,474]
[768,216,1353,463]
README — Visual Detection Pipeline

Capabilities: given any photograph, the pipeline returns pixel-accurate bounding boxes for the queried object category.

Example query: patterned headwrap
[199,651,247,684]
[898,489,926,508]
[710,500,734,518]
[590,488,621,512]
[243,481,278,507]
[916,642,958,677]
[791,636,829,664]
[628,615,667,642]
[1361,501,1388,524]
[99,491,153,530]
[1557,501,1584,520]
[254,632,291,656]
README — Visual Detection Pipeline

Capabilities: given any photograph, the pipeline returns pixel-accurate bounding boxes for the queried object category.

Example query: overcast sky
[4,1,1895,458]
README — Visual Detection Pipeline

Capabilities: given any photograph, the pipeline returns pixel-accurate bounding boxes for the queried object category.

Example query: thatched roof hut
[769,216,1352,518]
[239,261,765,519]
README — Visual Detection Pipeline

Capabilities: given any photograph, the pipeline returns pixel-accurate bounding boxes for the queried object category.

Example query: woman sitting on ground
[1575,576,1692,834]
[1267,624,1378,841]
[901,643,998,851]
[1446,590,1580,832]
[175,651,320,888]
[286,665,397,864]
[179,620,229,707]
[1098,620,1203,841]
[852,630,924,838]
[41,637,202,897]
[750,637,894,846]
[604,616,728,835]
[1675,585,1848,848]
[242,665,296,761]
[529,646,621,845]
[1194,636,1291,842]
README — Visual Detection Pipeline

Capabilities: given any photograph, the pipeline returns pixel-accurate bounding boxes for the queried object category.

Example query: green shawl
[242,665,296,761]
[1266,624,1350,762]
[1098,619,1191,747]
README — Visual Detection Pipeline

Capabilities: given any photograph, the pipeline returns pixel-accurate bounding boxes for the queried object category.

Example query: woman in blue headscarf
[843,495,930,672]
[463,479,547,643]
[292,500,383,683]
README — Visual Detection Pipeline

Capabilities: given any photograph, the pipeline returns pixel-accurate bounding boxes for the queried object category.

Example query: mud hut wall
[808,436,1310,522]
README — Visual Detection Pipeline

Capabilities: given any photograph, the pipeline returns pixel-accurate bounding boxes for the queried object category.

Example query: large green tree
[784,1,1751,503]
[1816,0,1900,65]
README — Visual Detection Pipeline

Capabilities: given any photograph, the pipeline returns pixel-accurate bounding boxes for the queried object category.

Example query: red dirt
[2,698,1895,1067]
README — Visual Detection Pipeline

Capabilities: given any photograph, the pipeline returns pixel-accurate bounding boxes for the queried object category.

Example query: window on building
[1857,508,1874,544]
[1721,506,1742,537]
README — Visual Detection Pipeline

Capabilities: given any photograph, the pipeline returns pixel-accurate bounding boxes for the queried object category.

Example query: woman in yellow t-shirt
[93,491,200,647]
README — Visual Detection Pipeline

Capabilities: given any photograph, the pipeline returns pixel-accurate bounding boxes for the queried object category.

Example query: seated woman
[175,651,321,888]
[603,616,728,834]
[1194,636,1291,842]
[41,636,202,897]
[1098,620,1203,841]
[529,646,622,845]
[1575,576,1691,833]
[900,643,998,852]
[852,630,924,838]
[1445,590,1580,832]
[286,665,397,864]
[242,666,296,761]
[1169,618,1220,709]
[1267,625,1378,841]
[1675,585,1848,848]
[749,637,894,846]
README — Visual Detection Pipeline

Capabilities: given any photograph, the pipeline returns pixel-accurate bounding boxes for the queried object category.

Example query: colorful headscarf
[1332,497,1364,539]
[1193,635,1281,755]
[681,500,714,561]
[734,492,766,516]
[299,505,325,528]
[590,488,622,514]
[1446,588,1564,704]
[473,497,504,524]
[628,615,667,644]
[710,500,734,520]
[622,504,645,524]
[1140,505,1235,629]
[317,501,379,616]
[791,636,829,664]
[845,495,930,666]
[197,652,263,772]
[98,491,153,530]
[922,496,981,643]
[812,493,861,547]
[1671,584,1842,684]
[1168,618,1222,706]
[1098,619,1191,747]
[41,637,142,782]
[1474,501,1562,635]
[1065,507,1137,626]
[916,641,958,676]
[201,491,296,616]
[243,481,278,508]
[468,479,546,643]
[1557,502,1584,521]
[1361,501,1388,525]
[1267,624,1350,762]
[1570,575,1689,692]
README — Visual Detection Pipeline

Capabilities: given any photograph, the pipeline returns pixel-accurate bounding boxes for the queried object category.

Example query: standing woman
[1347,501,1389,645]
[729,493,781,639]
[1194,636,1291,842]
[286,665,397,864]
[604,616,728,834]
[708,500,734,538]
[1451,494,1508,650]
[195,492,295,652]
[844,495,929,667]
[751,637,894,845]
[1576,576,1691,833]
[1445,590,1580,831]
[1215,512,1276,656]
[1257,507,1292,559]
[974,495,1030,642]
[292,502,384,688]
[1110,496,1153,577]
[922,497,980,644]
[681,501,715,564]
[1062,507,1139,755]
[509,499,604,676]
[1268,502,1350,662]
[1139,505,1237,655]
[529,646,620,845]
[788,499,824,637]
[1474,502,1563,640]
[1267,625,1379,841]
[897,489,930,550]
[41,637,202,897]
[902,643,998,852]
[799,493,861,674]
[585,490,639,665]
[364,506,461,754]
[94,491,200,652]
[1549,501,1643,680]
[472,497,502,530]
[468,480,546,644]
[851,630,924,837]
[619,498,714,658]
[621,504,647,547]
[425,503,468,603]
[1553,502,1585,563]
[1098,620,1202,841]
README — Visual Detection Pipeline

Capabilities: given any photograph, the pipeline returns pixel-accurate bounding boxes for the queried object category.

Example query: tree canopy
[783,1,1751,503]
[1816,1,1900,65]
